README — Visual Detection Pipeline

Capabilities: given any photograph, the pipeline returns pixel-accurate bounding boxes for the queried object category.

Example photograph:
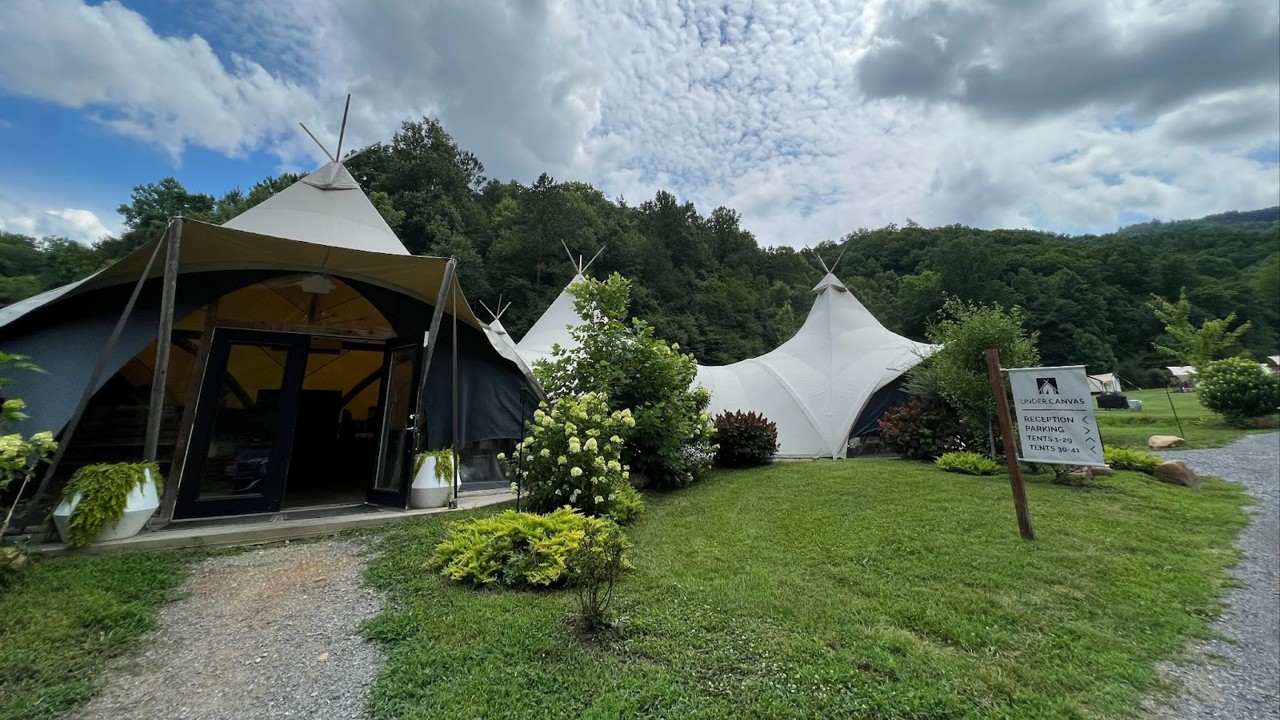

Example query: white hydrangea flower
[570,467,583,477]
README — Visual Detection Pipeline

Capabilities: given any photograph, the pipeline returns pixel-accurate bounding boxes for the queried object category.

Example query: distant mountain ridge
[1114,206,1279,236]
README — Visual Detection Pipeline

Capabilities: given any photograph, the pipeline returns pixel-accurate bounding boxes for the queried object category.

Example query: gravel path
[71,538,384,720]
[1148,433,1280,720]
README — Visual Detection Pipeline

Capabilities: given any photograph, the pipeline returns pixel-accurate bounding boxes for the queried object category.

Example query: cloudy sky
[0,0,1276,246]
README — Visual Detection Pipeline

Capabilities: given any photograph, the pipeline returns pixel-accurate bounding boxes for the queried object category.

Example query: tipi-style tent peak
[221,96,408,256]
[512,243,605,367]
[221,158,408,256]
[812,271,849,294]
[514,271,587,366]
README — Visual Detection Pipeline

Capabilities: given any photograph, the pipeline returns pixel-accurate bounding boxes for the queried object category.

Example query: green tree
[1149,288,1252,368]
[536,274,716,489]
[907,298,1040,454]
[98,177,219,259]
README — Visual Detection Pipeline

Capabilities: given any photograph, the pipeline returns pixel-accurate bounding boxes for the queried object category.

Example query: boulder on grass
[1090,465,1115,477]
[1153,460,1199,488]
[1148,435,1185,449]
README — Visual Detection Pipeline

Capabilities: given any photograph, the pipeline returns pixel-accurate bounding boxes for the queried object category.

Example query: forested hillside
[2,118,1276,385]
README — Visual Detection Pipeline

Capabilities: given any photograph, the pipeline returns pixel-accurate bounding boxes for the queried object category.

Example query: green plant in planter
[413,449,454,482]
[59,462,162,549]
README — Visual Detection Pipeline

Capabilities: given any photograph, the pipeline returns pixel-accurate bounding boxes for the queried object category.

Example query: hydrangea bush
[537,274,717,489]
[501,392,643,523]
[1196,357,1280,425]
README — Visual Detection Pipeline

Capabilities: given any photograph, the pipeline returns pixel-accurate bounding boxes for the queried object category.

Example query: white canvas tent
[1167,365,1197,387]
[514,273,586,367]
[1087,373,1122,394]
[695,272,937,459]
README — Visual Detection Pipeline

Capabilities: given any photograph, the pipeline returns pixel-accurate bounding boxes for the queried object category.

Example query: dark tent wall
[848,376,911,441]
[0,270,535,450]
[423,321,533,450]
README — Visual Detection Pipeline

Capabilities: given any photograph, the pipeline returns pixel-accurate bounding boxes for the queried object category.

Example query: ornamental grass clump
[935,451,1001,476]
[501,392,643,524]
[1103,446,1162,475]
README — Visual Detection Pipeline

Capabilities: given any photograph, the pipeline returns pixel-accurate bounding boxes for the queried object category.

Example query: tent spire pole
[830,243,849,274]
[335,93,352,160]
[145,218,183,463]
[18,229,168,528]
[581,245,606,274]
[299,123,334,162]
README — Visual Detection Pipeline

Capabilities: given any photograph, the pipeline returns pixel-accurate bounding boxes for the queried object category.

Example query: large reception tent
[695,272,936,458]
[513,269,936,459]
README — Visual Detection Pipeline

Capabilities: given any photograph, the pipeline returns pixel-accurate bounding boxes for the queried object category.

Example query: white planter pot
[53,468,160,545]
[409,455,452,509]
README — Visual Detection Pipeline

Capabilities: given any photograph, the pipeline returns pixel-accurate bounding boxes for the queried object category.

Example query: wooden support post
[19,235,167,527]
[155,299,218,526]
[986,348,1035,541]
[449,276,460,509]
[145,220,183,463]
[412,258,457,454]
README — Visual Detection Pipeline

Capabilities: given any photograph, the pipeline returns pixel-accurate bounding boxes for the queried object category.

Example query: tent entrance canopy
[0,218,484,332]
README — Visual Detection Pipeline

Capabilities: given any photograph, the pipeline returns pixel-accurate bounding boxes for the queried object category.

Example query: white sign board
[1007,365,1104,466]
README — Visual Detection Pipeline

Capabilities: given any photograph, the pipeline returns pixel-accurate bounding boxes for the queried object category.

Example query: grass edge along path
[362,459,1249,719]
[0,550,192,720]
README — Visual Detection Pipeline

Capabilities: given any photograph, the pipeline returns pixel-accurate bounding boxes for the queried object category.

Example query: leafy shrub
[1197,357,1280,424]
[878,398,966,460]
[537,274,717,489]
[935,451,1001,476]
[567,520,631,632]
[431,508,629,588]
[501,392,641,523]
[1103,446,1162,475]
[58,462,162,548]
[608,483,646,525]
[713,410,779,467]
[906,298,1040,442]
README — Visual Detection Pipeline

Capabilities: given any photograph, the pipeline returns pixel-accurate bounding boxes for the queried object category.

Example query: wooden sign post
[985,348,1035,541]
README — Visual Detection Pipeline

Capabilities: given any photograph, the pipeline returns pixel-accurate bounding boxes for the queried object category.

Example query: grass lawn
[362,460,1250,719]
[1094,387,1271,450]
[0,550,191,720]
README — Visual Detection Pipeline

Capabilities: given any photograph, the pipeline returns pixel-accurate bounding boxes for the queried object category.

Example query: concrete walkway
[36,491,514,556]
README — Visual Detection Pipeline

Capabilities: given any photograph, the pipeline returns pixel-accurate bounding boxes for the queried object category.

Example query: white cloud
[0,0,1276,245]
[0,195,116,244]
[0,0,326,164]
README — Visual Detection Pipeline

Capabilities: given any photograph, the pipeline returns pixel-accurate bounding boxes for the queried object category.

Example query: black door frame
[174,328,310,518]
[367,337,422,508]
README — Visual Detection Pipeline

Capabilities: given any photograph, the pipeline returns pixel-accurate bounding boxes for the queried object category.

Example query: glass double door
[174,329,421,518]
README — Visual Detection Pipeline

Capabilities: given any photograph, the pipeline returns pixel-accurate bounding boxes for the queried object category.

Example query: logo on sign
[1036,377,1059,395]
